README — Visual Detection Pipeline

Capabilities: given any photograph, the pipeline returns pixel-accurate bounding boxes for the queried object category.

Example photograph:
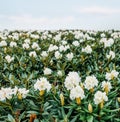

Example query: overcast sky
[0,0,120,30]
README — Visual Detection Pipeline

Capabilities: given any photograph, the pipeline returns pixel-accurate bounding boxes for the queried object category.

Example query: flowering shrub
[0,29,120,122]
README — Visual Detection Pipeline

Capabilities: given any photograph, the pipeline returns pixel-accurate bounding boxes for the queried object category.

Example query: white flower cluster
[41,51,48,58]
[0,87,29,101]
[59,45,70,52]
[31,42,40,50]
[29,51,37,57]
[0,87,17,101]
[24,38,30,44]
[82,45,92,54]
[94,91,108,105]
[61,40,67,45]
[106,51,115,59]
[100,38,114,48]
[84,75,98,90]
[17,88,29,98]
[54,34,61,42]
[30,34,39,39]
[101,81,112,92]
[66,53,74,61]
[0,40,7,47]
[55,51,62,59]
[64,72,81,90]
[48,44,58,52]
[105,70,119,80]
[10,41,17,47]
[22,43,30,49]
[70,86,85,100]
[72,41,80,47]
[44,67,52,75]
[34,77,51,92]
[5,55,14,63]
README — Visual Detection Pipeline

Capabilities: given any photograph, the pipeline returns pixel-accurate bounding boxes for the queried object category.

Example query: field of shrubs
[0,29,120,122]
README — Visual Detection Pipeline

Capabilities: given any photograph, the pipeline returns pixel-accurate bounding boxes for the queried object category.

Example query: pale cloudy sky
[0,0,120,30]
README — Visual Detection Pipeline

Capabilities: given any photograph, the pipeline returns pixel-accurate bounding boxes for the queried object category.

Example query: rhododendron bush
[0,30,120,122]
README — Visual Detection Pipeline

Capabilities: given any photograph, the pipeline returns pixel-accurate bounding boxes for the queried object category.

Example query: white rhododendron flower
[41,35,47,40]
[31,42,40,50]
[55,51,62,59]
[44,67,52,75]
[101,33,106,38]
[0,40,7,47]
[17,88,29,98]
[105,70,119,80]
[0,90,7,101]
[24,38,30,44]
[64,72,81,90]
[59,45,65,52]
[66,52,73,61]
[82,45,92,54]
[12,33,19,40]
[100,38,106,44]
[30,34,39,39]
[65,45,70,50]
[100,38,114,48]
[74,32,84,39]
[59,45,70,52]
[41,51,48,58]
[105,38,114,47]
[10,41,17,47]
[34,77,51,92]
[70,86,85,100]
[5,55,14,63]
[0,87,18,101]
[48,44,58,52]
[79,39,84,43]
[84,75,98,90]
[29,51,37,57]
[22,43,30,49]
[61,40,67,45]
[94,91,108,105]
[106,51,115,59]
[0,88,14,100]
[54,34,61,41]
[72,41,79,46]
[101,81,112,92]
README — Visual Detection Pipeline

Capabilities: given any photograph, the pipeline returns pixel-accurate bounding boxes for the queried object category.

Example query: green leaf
[87,115,93,122]
[0,101,11,107]
[19,111,25,121]
[26,111,39,114]
[70,115,78,122]
[8,114,15,122]
[34,119,39,122]
[61,107,66,117]
[67,109,73,118]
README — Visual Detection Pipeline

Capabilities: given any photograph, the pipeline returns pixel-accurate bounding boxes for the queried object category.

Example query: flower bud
[104,86,109,95]
[60,93,64,106]
[88,103,93,113]
[111,74,114,80]
[39,90,45,96]
[4,47,7,53]
[76,97,81,105]
[80,83,84,89]
[117,97,120,102]
[17,93,22,100]
[99,101,104,109]
[90,88,94,93]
